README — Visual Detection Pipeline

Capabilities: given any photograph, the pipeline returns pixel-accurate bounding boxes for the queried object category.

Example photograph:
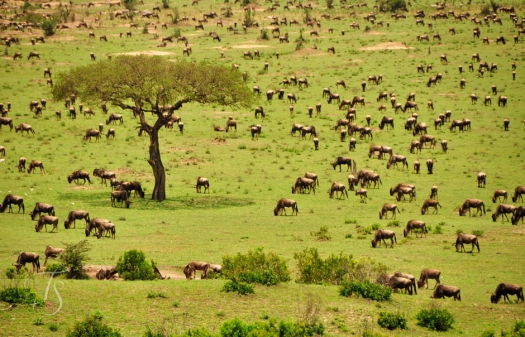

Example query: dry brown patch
[111,50,175,56]
[360,42,412,50]
[232,44,270,49]
[293,47,326,56]
[68,185,95,190]
[83,264,186,280]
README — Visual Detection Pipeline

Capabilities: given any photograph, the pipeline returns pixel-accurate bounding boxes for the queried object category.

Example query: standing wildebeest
[349,138,356,151]
[329,182,348,199]
[0,117,14,131]
[35,215,59,233]
[111,190,130,208]
[95,222,116,239]
[250,124,262,140]
[413,122,427,136]
[492,190,507,203]
[418,269,441,289]
[409,140,421,154]
[441,139,448,153]
[301,126,316,139]
[183,261,210,279]
[273,198,298,216]
[332,157,352,172]
[414,160,420,174]
[379,116,394,130]
[455,233,480,253]
[290,123,303,136]
[44,246,65,266]
[420,135,436,148]
[394,272,417,295]
[388,275,414,295]
[27,52,40,60]
[254,106,264,118]
[395,186,416,202]
[67,170,91,184]
[491,283,524,304]
[196,177,210,193]
[85,218,111,236]
[355,188,367,203]
[64,210,90,229]
[421,199,441,214]
[432,285,461,301]
[30,202,55,220]
[18,157,26,172]
[106,113,124,125]
[371,229,397,248]
[304,172,319,187]
[15,123,35,135]
[404,220,427,237]
[0,194,25,213]
[361,172,382,189]
[387,154,408,170]
[13,252,40,272]
[379,203,400,220]
[491,204,516,222]
[292,177,316,195]
[426,159,434,174]
[390,184,416,197]
[477,172,486,188]
[93,168,116,185]
[225,117,237,132]
[511,186,525,202]
[119,181,145,198]
[459,198,486,216]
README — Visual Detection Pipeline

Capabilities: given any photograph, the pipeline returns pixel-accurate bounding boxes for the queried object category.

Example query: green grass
[1,0,525,335]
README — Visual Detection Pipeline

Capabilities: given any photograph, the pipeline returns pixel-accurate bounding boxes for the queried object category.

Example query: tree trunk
[148,125,166,201]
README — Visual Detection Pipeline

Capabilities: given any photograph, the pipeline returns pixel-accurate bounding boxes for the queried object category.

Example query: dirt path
[83,264,186,280]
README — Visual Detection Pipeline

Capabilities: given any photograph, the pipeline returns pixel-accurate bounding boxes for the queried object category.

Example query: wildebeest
[27,160,44,174]
[35,215,59,233]
[106,113,124,125]
[379,203,400,220]
[15,123,35,135]
[93,168,116,185]
[413,122,427,136]
[491,204,516,222]
[387,154,408,170]
[421,199,441,215]
[301,126,316,139]
[85,218,111,236]
[183,261,210,279]
[455,233,480,253]
[64,210,90,229]
[417,268,441,289]
[273,198,298,216]
[404,220,427,237]
[511,186,525,202]
[304,172,319,187]
[83,129,101,142]
[459,198,486,216]
[511,206,525,225]
[329,182,348,199]
[441,139,448,153]
[432,284,461,301]
[44,246,65,266]
[390,183,416,197]
[361,172,382,189]
[492,189,507,203]
[355,188,367,203]
[379,116,394,130]
[111,190,130,208]
[13,252,40,272]
[332,157,352,172]
[95,222,116,239]
[0,117,14,131]
[388,275,414,295]
[0,194,25,213]
[30,202,55,220]
[67,170,91,184]
[477,172,486,188]
[118,181,145,198]
[371,229,397,248]
[225,117,237,132]
[292,177,316,195]
[491,283,524,304]
[394,272,417,295]
[426,159,434,174]
[196,177,210,193]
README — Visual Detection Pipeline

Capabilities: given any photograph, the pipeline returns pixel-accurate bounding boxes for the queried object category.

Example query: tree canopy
[52,55,253,200]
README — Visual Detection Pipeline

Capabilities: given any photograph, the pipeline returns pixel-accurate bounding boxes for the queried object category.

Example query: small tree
[59,240,91,279]
[161,0,169,9]
[66,313,122,337]
[243,8,253,27]
[416,307,454,332]
[123,0,137,10]
[378,0,407,12]
[116,249,158,281]
[171,7,179,24]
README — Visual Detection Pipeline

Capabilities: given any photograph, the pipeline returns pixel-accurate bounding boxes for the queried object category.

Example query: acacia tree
[52,55,252,200]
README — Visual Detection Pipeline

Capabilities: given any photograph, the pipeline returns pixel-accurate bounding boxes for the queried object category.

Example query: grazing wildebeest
[491,283,524,304]
[387,154,408,170]
[119,181,145,198]
[44,246,65,266]
[18,157,26,172]
[85,218,111,236]
[388,275,414,295]
[412,122,427,136]
[106,128,116,139]
[254,106,264,118]
[394,272,417,295]
[35,215,59,233]
[418,269,441,289]
[455,233,480,253]
[432,285,461,301]
[67,170,91,184]
[348,174,358,191]
[83,128,98,141]
[379,203,400,220]
[183,261,210,279]
[93,168,116,185]
[0,117,14,131]
[13,252,40,272]
[491,204,516,222]
[111,190,130,208]
[426,159,434,174]
[511,206,525,225]
[0,194,25,213]
[273,198,298,216]
[441,139,448,153]
[329,182,348,199]
[459,198,486,216]
[304,172,319,187]
[503,118,509,131]
[290,123,303,136]
[371,229,397,248]
[421,199,441,215]
[379,116,394,130]
[27,160,44,174]
[95,222,116,239]
[414,160,420,174]
[390,184,416,197]
[477,172,486,188]
[420,135,436,149]
[511,186,525,202]
[30,202,55,220]
[355,188,367,203]
[15,123,35,135]
[361,172,382,189]
[64,210,90,229]
[292,177,316,195]
[106,113,124,125]
[492,190,507,203]
[409,140,421,154]
[332,157,352,172]
[196,177,210,193]
[301,126,316,139]
[404,220,427,237]
[250,124,262,140]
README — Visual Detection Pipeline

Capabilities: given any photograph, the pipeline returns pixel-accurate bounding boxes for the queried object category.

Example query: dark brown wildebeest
[418,269,441,289]
[44,246,65,266]
[498,95,508,107]
[329,182,348,199]
[426,159,434,174]
[67,170,91,184]
[414,160,420,174]
[360,171,382,189]
[412,122,427,136]
[313,137,319,150]
[27,51,40,60]
[30,202,55,220]
[35,215,59,233]
[491,283,524,304]
[441,139,448,153]
[254,106,264,118]
[183,261,210,280]
[13,252,40,272]
[301,126,316,139]
[432,284,461,301]
[371,229,397,247]
[119,181,145,198]
[111,190,130,208]
[304,172,319,187]
[395,186,416,202]
[421,199,441,215]
[85,218,111,236]
[450,119,464,132]
[410,140,422,154]
[106,113,124,125]
[459,198,486,216]
[18,157,26,172]
[379,116,394,130]
[0,194,25,213]
[470,93,478,104]
[225,117,237,132]
[93,168,116,185]
[332,157,352,172]
[477,172,486,188]
[503,118,509,131]
[379,203,400,220]
[95,221,116,239]
[196,177,210,193]
[0,117,14,131]
[359,127,373,140]
[15,123,35,135]
[27,160,44,174]
[404,220,426,237]
[492,190,507,203]
[13,52,22,60]
[327,92,340,104]
[292,177,316,195]
[290,123,303,136]
[512,186,525,203]
[420,134,436,148]
[388,275,414,295]
[387,154,408,170]
[273,198,298,216]
[368,145,382,159]
[390,183,416,197]
[394,272,417,295]
[64,210,90,229]
[491,204,516,222]
[83,129,101,142]
[106,128,116,139]
[455,233,480,253]
[250,124,261,140]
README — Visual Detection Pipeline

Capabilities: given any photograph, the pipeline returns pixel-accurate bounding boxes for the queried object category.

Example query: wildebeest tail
[35,257,40,270]
[295,204,298,214]
[482,202,486,215]
[394,233,397,244]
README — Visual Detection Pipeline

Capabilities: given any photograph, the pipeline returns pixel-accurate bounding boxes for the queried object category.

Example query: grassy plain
[1,0,525,335]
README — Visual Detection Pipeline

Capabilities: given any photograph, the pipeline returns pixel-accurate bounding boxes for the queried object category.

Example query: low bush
[49,323,59,332]
[59,240,91,279]
[501,320,525,337]
[66,314,122,337]
[45,263,67,274]
[116,249,159,281]
[0,286,43,306]
[218,318,324,337]
[377,312,407,330]
[416,308,454,331]
[221,279,254,295]
[433,225,442,234]
[147,291,167,299]
[480,329,496,337]
[311,226,331,241]
[472,229,484,237]
[339,280,391,301]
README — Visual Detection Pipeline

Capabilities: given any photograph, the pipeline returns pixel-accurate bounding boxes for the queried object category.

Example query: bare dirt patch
[111,50,175,56]
[360,42,412,50]
[293,47,326,56]
[232,44,270,49]
[83,264,185,280]
[68,185,95,190]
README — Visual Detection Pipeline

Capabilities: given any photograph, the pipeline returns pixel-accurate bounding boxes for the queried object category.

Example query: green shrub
[363,226,373,235]
[49,323,59,332]
[378,0,406,12]
[221,247,290,285]
[0,286,43,306]
[218,318,324,337]
[456,229,464,235]
[501,320,525,337]
[472,229,484,237]
[311,226,331,241]
[45,263,67,274]
[339,280,391,301]
[59,240,91,279]
[416,308,454,331]
[66,314,122,337]
[371,223,381,230]
[34,317,44,325]
[116,249,158,281]
[171,7,179,24]
[480,329,496,337]
[377,312,407,330]
[42,20,56,36]
[260,28,269,40]
[221,279,254,295]
[142,24,149,34]
[147,291,167,299]
[161,0,169,9]
[433,225,443,234]
[387,220,399,227]
[123,0,137,10]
